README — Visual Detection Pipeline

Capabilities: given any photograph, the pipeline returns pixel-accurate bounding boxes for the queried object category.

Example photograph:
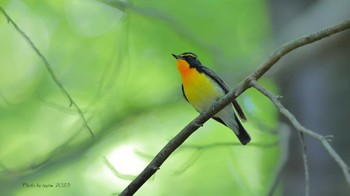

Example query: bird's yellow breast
[176,59,224,112]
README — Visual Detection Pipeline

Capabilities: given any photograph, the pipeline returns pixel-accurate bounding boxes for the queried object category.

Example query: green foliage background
[0,0,280,195]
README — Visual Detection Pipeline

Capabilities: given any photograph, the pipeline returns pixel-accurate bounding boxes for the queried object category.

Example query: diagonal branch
[120,19,350,195]
[251,80,350,188]
[0,6,95,138]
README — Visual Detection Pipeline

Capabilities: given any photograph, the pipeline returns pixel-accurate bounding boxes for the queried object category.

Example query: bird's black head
[172,52,202,68]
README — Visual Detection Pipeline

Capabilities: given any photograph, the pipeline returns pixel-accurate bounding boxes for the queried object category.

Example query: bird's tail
[235,115,251,145]
[214,108,251,145]
[230,115,251,145]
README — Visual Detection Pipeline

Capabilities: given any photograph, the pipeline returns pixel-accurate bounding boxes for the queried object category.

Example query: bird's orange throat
[176,59,196,84]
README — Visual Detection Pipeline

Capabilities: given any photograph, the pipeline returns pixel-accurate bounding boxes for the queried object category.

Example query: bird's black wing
[198,65,247,121]
[181,84,189,102]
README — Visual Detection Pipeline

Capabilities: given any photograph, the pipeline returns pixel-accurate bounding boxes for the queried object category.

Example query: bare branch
[0,6,95,138]
[251,80,350,188]
[298,132,309,196]
[119,18,350,195]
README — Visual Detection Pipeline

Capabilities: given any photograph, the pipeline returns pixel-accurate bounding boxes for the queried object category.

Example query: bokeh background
[0,0,349,195]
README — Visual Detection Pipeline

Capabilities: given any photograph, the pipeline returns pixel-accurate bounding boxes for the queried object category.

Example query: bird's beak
[172,54,180,59]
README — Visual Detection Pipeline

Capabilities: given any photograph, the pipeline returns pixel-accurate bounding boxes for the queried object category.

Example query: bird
[172,52,251,145]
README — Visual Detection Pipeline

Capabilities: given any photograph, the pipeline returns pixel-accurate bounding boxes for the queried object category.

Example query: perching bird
[172,52,251,145]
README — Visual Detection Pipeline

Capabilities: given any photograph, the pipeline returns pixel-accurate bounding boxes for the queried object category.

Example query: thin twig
[181,141,278,150]
[176,142,278,175]
[298,132,309,196]
[103,157,136,180]
[119,18,350,195]
[251,80,350,189]
[99,0,220,56]
[0,6,95,138]
[173,150,203,175]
